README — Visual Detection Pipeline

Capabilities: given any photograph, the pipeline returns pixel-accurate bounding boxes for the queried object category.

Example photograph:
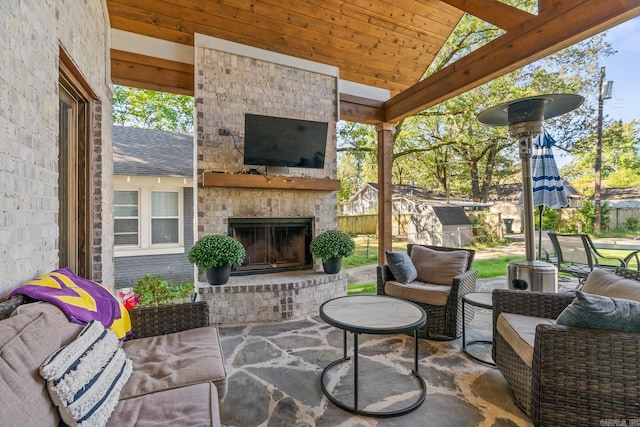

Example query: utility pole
[595,67,613,233]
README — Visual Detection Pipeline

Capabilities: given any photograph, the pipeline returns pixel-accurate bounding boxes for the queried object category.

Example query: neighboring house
[601,186,640,207]
[342,182,488,215]
[601,186,640,229]
[342,183,474,245]
[488,180,583,233]
[113,126,194,287]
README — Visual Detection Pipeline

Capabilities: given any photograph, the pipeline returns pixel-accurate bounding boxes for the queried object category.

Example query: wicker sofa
[377,244,478,340]
[0,295,226,426]
[492,267,640,426]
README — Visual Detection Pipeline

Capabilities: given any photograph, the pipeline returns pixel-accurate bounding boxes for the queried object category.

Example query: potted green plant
[132,274,194,307]
[188,234,246,285]
[309,229,355,274]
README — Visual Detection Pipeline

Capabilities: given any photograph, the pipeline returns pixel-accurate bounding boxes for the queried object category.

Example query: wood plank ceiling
[108,0,640,124]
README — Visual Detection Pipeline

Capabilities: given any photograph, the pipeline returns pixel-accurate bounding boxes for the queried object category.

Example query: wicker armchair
[492,267,640,426]
[377,244,477,340]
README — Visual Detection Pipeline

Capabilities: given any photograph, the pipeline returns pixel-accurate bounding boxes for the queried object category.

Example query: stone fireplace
[193,37,347,324]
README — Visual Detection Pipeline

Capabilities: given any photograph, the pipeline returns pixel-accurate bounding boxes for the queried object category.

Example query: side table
[462,292,496,366]
[319,295,427,417]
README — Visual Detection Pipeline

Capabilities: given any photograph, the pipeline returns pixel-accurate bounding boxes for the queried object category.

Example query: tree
[112,85,194,133]
[337,2,614,202]
[561,120,640,194]
[336,122,377,205]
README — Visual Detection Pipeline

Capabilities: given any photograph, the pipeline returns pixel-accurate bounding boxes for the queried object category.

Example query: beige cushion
[0,305,72,426]
[384,280,450,306]
[122,326,227,401]
[410,246,470,285]
[496,313,556,367]
[14,302,84,346]
[582,268,640,301]
[107,382,220,427]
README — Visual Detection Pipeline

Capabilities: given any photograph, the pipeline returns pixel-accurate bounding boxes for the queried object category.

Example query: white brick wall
[0,0,113,295]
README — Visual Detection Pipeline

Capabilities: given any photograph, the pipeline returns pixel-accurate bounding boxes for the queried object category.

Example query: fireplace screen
[228,218,313,275]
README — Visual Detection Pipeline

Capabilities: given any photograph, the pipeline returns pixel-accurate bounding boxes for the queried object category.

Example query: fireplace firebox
[228,218,313,275]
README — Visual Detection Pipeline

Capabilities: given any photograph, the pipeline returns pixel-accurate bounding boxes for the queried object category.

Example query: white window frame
[114,177,186,257]
[114,189,140,248]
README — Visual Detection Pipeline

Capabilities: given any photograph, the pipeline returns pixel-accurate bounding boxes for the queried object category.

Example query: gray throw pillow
[556,291,640,332]
[385,251,418,284]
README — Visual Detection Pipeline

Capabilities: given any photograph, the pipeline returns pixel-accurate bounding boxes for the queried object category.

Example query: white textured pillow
[40,320,132,426]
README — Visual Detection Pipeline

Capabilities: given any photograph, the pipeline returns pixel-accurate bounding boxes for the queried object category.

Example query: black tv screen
[243,114,328,169]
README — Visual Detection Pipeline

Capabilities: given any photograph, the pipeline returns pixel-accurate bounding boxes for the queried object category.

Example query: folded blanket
[9,268,131,339]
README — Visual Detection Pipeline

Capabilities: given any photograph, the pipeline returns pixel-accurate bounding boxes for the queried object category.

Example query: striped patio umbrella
[531,130,568,259]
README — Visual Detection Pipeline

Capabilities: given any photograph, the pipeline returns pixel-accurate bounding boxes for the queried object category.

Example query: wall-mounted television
[243,113,328,169]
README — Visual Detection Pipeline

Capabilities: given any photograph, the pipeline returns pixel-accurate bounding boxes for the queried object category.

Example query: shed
[601,186,640,229]
[408,202,473,247]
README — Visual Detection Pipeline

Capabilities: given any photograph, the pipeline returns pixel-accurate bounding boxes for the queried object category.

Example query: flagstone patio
[216,274,581,426]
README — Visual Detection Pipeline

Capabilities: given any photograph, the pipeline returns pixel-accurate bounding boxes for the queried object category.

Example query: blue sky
[552,17,640,168]
[600,17,640,123]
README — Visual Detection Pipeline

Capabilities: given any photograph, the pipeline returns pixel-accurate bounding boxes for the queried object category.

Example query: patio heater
[477,94,584,292]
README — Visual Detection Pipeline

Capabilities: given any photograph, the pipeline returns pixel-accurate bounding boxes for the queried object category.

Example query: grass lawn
[341,235,406,268]
[473,256,525,278]
[344,235,524,294]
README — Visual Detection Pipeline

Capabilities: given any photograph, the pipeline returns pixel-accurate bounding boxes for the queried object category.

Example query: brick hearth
[198,270,347,324]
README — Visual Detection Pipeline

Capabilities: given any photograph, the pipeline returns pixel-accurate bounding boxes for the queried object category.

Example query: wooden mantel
[201,172,340,191]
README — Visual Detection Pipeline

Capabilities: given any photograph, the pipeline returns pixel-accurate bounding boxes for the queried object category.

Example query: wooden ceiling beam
[384,0,640,123]
[438,0,533,30]
[111,49,194,96]
[339,94,386,124]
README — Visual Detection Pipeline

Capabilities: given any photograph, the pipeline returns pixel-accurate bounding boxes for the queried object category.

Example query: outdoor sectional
[0,297,226,426]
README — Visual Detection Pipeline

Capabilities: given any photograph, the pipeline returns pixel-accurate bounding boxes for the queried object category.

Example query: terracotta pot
[322,256,343,274]
[205,265,232,285]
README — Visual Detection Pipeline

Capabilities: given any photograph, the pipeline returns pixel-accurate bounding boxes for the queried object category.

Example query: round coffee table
[319,295,427,417]
[462,292,496,366]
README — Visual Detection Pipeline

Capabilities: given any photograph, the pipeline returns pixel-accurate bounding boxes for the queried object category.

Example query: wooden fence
[338,214,411,236]
[340,206,640,240]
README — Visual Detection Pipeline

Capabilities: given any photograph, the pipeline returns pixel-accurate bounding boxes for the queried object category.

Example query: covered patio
[106,0,640,263]
[2,1,640,426]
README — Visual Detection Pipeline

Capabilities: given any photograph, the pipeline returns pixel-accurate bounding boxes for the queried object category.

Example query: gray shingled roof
[602,186,640,200]
[488,179,582,202]
[113,126,193,177]
[367,182,449,199]
[432,206,472,226]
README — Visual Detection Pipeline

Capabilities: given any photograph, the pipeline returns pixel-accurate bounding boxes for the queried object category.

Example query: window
[151,191,179,244]
[114,187,184,256]
[114,190,139,246]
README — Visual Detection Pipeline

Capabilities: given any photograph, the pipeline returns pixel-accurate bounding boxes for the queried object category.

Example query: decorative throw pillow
[410,246,470,286]
[581,268,640,302]
[9,268,131,339]
[556,291,640,332]
[385,251,418,284]
[40,320,133,427]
